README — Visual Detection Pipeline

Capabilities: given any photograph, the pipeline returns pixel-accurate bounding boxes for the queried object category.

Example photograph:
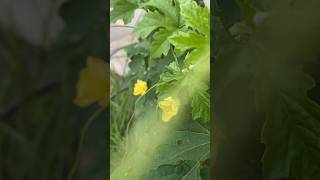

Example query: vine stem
[171,46,180,70]
[125,84,158,137]
[66,106,105,180]
[120,83,158,164]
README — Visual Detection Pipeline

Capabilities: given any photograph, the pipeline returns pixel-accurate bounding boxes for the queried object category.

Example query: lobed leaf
[192,84,210,122]
[111,0,138,24]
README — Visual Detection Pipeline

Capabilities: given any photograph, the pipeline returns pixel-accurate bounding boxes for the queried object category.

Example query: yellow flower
[74,57,109,107]
[159,96,180,122]
[133,80,148,96]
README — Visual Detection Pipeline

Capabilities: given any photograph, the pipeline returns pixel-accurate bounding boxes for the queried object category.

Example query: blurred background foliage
[213,0,320,179]
[0,0,108,179]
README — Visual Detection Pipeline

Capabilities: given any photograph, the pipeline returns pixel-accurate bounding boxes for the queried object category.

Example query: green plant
[213,0,320,179]
[110,0,210,179]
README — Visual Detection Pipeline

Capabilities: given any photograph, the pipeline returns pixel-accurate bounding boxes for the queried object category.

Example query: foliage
[150,121,210,179]
[0,0,107,179]
[110,0,210,179]
[111,0,138,24]
[213,0,320,179]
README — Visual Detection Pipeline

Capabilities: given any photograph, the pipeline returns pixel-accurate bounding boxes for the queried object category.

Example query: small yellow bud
[133,80,148,96]
[159,96,180,122]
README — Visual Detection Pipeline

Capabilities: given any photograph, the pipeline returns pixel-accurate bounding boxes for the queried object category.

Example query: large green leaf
[150,29,174,58]
[254,64,320,180]
[126,40,169,84]
[141,0,179,22]
[111,0,138,24]
[134,0,180,58]
[151,121,210,179]
[252,3,320,178]
[169,0,210,67]
[133,11,168,38]
[180,0,210,35]
[170,31,210,67]
[154,131,210,165]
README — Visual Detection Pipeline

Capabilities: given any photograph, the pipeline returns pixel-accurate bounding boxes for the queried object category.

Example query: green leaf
[125,40,150,58]
[253,58,320,180]
[150,29,174,58]
[169,31,209,66]
[169,0,210,67]
[111,0,138,24]
[154,127,210,164]
[261,94,320,180]
[180,0,210,35]
[142,161,200,180]
[141,0,179,23]
[133,0,180,58]
[152,121,210,180]
[126,40,150,77]
[192,84,210,122]
[133,11,167,38]
[156,62,183,99]
[170,31,203,52]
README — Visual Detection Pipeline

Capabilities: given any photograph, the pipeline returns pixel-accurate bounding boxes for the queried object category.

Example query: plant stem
[125,84,157,137]
[66,106,105,180]
[171,46,180,70]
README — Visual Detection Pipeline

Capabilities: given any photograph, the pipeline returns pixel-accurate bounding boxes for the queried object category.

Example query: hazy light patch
[110,54,210,179]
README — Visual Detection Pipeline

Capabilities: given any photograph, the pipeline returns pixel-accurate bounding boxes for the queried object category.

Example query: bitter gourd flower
[159,96,180,122]
[74,56,109,107]
[133,80,148,96]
